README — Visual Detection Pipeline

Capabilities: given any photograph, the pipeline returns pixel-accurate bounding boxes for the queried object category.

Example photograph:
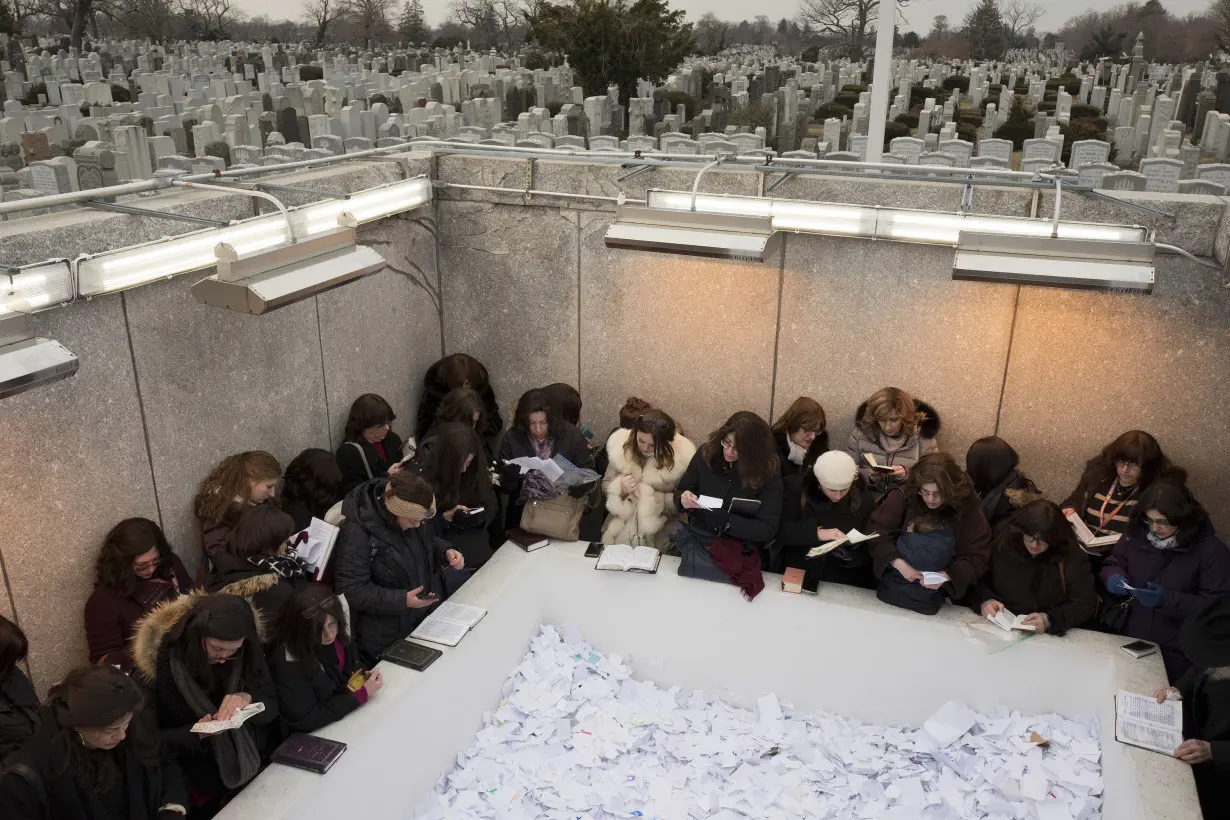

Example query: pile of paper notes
[414,625,1103,819]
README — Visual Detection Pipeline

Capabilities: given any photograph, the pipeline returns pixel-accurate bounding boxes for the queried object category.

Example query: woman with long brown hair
[844,387,940,493]
[771,396,829,481]
[337,393,407,497]
[193,450,282,561]
[601,409,696,551]
[84,518,192,668]
[407,421,497,570]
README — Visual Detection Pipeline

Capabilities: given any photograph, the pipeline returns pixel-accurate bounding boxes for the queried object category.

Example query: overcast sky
[233,0,1211,37]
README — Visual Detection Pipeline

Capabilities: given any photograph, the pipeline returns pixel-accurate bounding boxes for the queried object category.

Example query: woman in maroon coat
[1101,482,1230,682]
[83,518,191,668]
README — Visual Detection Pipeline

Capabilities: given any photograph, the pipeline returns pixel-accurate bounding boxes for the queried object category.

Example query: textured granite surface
[122,274,331,571]
[577,211,780,441]
[998,255,1230,533]
[0,296,159,691]
[436,199,580,418]
[774,232,1018,462]
[1038,190,1224,257]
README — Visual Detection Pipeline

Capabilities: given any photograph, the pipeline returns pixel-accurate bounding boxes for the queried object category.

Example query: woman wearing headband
[0,664,188,820]
[130,594,279,814]
[334,471,465,664]
[270,585,383,734]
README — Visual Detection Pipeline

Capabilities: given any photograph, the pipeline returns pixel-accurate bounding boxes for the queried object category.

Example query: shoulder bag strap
[1,762,51,820]
[1059,560,1067,598]
[347,441,373,479]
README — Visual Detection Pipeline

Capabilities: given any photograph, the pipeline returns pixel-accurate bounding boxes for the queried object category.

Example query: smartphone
[584,541,603,558]
[1121,640,1159,659]
[381,641,442,671]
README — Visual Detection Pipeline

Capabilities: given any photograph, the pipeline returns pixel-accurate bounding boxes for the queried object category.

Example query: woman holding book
[337,393,408,498]
[1061,431,1186,571]
[0,665,188,820]
[496,388,593,533]
[131,594,280,813]
[1155,596,1230,817]
[673,412,783,596]
[844,387,940,495]
[408,422,498,571]
[1101,482,1230,682]
[207,505,314,632]
[270,585,383,734]
[84,518,192,669]
[775,451,876,591]
[969,500,1096,635]
[867,453,992,613]
[601,409,696,552]
[333,472,465,664]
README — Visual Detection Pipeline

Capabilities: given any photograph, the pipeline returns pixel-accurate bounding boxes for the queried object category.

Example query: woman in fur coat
[601,410,696,551]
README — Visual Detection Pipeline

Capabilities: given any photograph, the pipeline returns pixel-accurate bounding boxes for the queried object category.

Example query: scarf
[708,538,765,601]
[248,552,313,580]
[978,469,1020,523]
[1147,531,1178,550]
[520,437,559,502]
[786,438,806,466]
[169,655,261,790]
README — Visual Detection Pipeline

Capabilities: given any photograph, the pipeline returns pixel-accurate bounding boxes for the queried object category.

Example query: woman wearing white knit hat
[774,451,876,592]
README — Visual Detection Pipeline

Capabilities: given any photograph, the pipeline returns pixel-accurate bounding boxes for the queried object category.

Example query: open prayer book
[986,608,1038,633]
[1066,512,1121,552]
[862,453,896,473]
[191,702,266,735]
[1115,690,1183,755]
[296,518,340,581]
[806,528,878,558]
[410,601,487,647]
[595,544,661,574]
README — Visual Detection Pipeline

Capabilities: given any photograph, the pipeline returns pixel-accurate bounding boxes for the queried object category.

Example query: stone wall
[0,151,1227,692]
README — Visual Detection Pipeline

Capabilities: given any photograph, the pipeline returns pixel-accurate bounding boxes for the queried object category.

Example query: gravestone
[1069,139,1111,169]
[73,143,119,189]
[1138,157,1182,192]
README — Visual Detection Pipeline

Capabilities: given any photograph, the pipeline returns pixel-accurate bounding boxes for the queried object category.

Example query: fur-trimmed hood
[604,427,696,488]
[129,591,266,682]
[854,399,941,440]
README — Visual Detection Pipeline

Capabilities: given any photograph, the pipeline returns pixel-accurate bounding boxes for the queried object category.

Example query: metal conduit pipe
[170,179,296,240]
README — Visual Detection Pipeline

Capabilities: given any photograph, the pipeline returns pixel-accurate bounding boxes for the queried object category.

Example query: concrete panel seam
[434,199,446,357]
[315,295,334,450]
[993,285,1023,435]
[575,210,582,388]
[768,233,787,423]
[121,291,167,533]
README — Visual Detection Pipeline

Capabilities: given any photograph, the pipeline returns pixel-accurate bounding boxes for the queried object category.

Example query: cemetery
[0,15,1227,820]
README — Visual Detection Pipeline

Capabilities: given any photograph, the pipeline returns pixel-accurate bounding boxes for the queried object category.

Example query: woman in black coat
[337,394,408,498]
[496,388,594,533]
[130,594,280,814]
[410,422,498,571]
[771,396,829,486]
[206,505,313,632]
[0,616,38,763]
[0,665,188,820]
[965,436,1043,531]
[415,353,503,443]
[332,472,465,665]
[269,585,383,734]
[775,451,875,591]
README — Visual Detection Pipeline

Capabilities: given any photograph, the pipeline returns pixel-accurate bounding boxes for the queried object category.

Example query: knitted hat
[1179,596,1230,670]
[813,451,858,491]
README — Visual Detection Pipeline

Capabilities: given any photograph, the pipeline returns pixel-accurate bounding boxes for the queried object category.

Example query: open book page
[191,702,266,735]
[297,518,339,579]
[696,494,723,511]
[809,527,880,556]
[1116,718,1183,755]
[432,601,486,628]
[987,609,1037,632]
[596,544,659,572]
[410,601,488,647]
[1066,511,1098,544]
[1115,691,1183,755]
[921,571,948,586]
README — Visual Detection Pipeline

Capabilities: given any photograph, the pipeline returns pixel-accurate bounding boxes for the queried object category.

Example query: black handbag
[1097,595,1133,633]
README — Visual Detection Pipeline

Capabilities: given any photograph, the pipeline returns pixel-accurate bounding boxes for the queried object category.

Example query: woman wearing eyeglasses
[270,585,383,734]
[601,410,696,552]
[333,472,465,665]
[130,594,279,814]
[337,393,408,498]
[84,518,192,669]
[1101,482,1230,682]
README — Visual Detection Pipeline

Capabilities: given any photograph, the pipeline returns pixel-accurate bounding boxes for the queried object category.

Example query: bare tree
[797,0,907,60]
[999,0,1042,44]
[694,11,726,53]
[176,0,238,38]
[304,0,342,44]
[1211,0,1230,50]
[450,0,524,50]
[342,0,393,48]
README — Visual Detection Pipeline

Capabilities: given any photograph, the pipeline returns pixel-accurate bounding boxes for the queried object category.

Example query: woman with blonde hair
[845,387,940,493]
[601,409,696,551]
[193,450,282,561]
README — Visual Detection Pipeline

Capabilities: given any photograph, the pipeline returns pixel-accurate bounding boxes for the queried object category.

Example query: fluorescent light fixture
[1,260,73,317]
[643,190,1148,246]
[952,232,1155,293]
[190,228,387,314]
[605,204,782,262]
[77,177,431,297]
[0,314,78,399]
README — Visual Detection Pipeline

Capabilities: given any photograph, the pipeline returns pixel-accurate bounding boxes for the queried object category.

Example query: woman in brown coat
[970,500,1097,635]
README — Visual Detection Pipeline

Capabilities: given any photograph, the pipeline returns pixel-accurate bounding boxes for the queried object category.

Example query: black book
[728,497,762,516]
[271,733,348,774]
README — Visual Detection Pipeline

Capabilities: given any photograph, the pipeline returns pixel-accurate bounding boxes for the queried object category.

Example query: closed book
[271,733,347,774]
[508,527,549,551]
[782,567,805,594]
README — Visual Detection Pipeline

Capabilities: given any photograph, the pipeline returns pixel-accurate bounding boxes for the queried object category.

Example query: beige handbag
[520,494,586,541]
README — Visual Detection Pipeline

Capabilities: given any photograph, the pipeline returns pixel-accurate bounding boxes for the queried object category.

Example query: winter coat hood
[129,592,265,682]
[853,399,941,440]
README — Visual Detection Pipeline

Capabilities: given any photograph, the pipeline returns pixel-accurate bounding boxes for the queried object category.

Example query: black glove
[567,482,591,499]
[496,462,521,489]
